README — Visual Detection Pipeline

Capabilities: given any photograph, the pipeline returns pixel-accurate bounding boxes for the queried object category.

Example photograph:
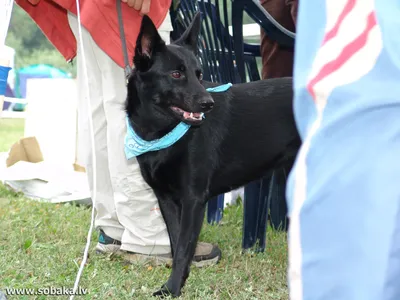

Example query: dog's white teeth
[190,112,193,118]
[200,113,204,118]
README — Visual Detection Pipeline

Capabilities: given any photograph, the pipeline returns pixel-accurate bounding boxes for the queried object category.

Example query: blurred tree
[5,5,76,76]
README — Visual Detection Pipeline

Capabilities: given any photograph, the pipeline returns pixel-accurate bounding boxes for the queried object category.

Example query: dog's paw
[152,284,180,298]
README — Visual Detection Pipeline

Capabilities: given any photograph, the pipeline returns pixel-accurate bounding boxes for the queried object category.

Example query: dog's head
[128,12,214,126]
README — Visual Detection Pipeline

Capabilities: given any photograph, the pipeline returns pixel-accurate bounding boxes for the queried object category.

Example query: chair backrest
[171,0,295,84]
[170,0,241,84]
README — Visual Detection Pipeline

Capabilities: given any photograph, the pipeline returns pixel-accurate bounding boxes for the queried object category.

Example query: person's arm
[25,0,152,13]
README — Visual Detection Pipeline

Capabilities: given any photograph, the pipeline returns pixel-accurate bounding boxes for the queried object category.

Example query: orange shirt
[16,0,172,67]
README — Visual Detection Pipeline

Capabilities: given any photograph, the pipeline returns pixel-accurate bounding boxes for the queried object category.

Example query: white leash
[70,0,97,298]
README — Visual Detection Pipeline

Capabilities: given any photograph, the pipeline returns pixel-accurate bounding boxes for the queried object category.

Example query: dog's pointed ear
[175,12,201,54]
[134,15,165,71]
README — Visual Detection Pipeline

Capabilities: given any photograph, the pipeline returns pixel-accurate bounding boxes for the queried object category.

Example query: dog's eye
[171,71,182,79]
[196,70,203,81]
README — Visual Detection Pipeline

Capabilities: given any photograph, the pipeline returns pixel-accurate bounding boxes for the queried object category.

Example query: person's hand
[27,0,41,5]
[121,0,151,15]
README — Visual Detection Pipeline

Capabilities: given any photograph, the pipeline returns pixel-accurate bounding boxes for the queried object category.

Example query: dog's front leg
[155,193,181,257]
[153,200,206,298]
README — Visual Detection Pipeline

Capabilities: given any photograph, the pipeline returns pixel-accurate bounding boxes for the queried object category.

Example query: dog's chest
[138,150,184,192]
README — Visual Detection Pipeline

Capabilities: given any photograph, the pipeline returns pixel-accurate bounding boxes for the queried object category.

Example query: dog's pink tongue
[193,112,201,118]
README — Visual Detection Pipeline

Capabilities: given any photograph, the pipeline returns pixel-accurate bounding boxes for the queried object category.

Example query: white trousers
[68,12,172,255]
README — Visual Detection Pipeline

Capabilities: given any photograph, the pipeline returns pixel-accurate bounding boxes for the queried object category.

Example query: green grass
[0,119,289,299]
[0,118,25,152]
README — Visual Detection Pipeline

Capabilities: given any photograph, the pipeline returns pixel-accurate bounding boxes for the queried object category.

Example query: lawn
[0,118,288,299]
[0,118,25,152]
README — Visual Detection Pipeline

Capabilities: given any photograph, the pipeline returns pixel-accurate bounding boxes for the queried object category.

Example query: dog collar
[125,83,232,159]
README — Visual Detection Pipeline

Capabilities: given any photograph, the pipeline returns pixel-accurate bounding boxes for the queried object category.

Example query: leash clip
[124,65,132,86]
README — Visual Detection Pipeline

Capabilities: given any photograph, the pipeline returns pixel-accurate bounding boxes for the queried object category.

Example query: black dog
[126,13,300,298]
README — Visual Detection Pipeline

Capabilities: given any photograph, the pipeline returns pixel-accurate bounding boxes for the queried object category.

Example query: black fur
[126,13,301,298]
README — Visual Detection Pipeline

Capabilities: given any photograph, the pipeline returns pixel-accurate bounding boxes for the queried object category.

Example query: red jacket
[16,0,172,67]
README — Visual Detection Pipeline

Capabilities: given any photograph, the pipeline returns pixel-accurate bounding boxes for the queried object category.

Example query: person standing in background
[259,0,298,79]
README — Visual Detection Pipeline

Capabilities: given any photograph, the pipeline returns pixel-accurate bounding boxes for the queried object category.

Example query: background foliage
[5,2,254,79]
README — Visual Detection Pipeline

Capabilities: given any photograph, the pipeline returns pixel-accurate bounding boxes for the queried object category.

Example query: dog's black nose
[199,98,214,111]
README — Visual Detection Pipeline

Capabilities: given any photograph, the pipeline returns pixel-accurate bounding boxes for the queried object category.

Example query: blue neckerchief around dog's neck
[125,83,232,159]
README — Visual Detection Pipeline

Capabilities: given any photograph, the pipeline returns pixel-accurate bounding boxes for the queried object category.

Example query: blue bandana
[125,83,232,159]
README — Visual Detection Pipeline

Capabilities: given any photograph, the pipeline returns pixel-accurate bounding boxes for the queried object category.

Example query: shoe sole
[192,254,221,268]
[121,252,221,268]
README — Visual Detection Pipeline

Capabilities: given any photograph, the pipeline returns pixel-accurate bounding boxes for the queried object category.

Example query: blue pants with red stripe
[286,1,400,300]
